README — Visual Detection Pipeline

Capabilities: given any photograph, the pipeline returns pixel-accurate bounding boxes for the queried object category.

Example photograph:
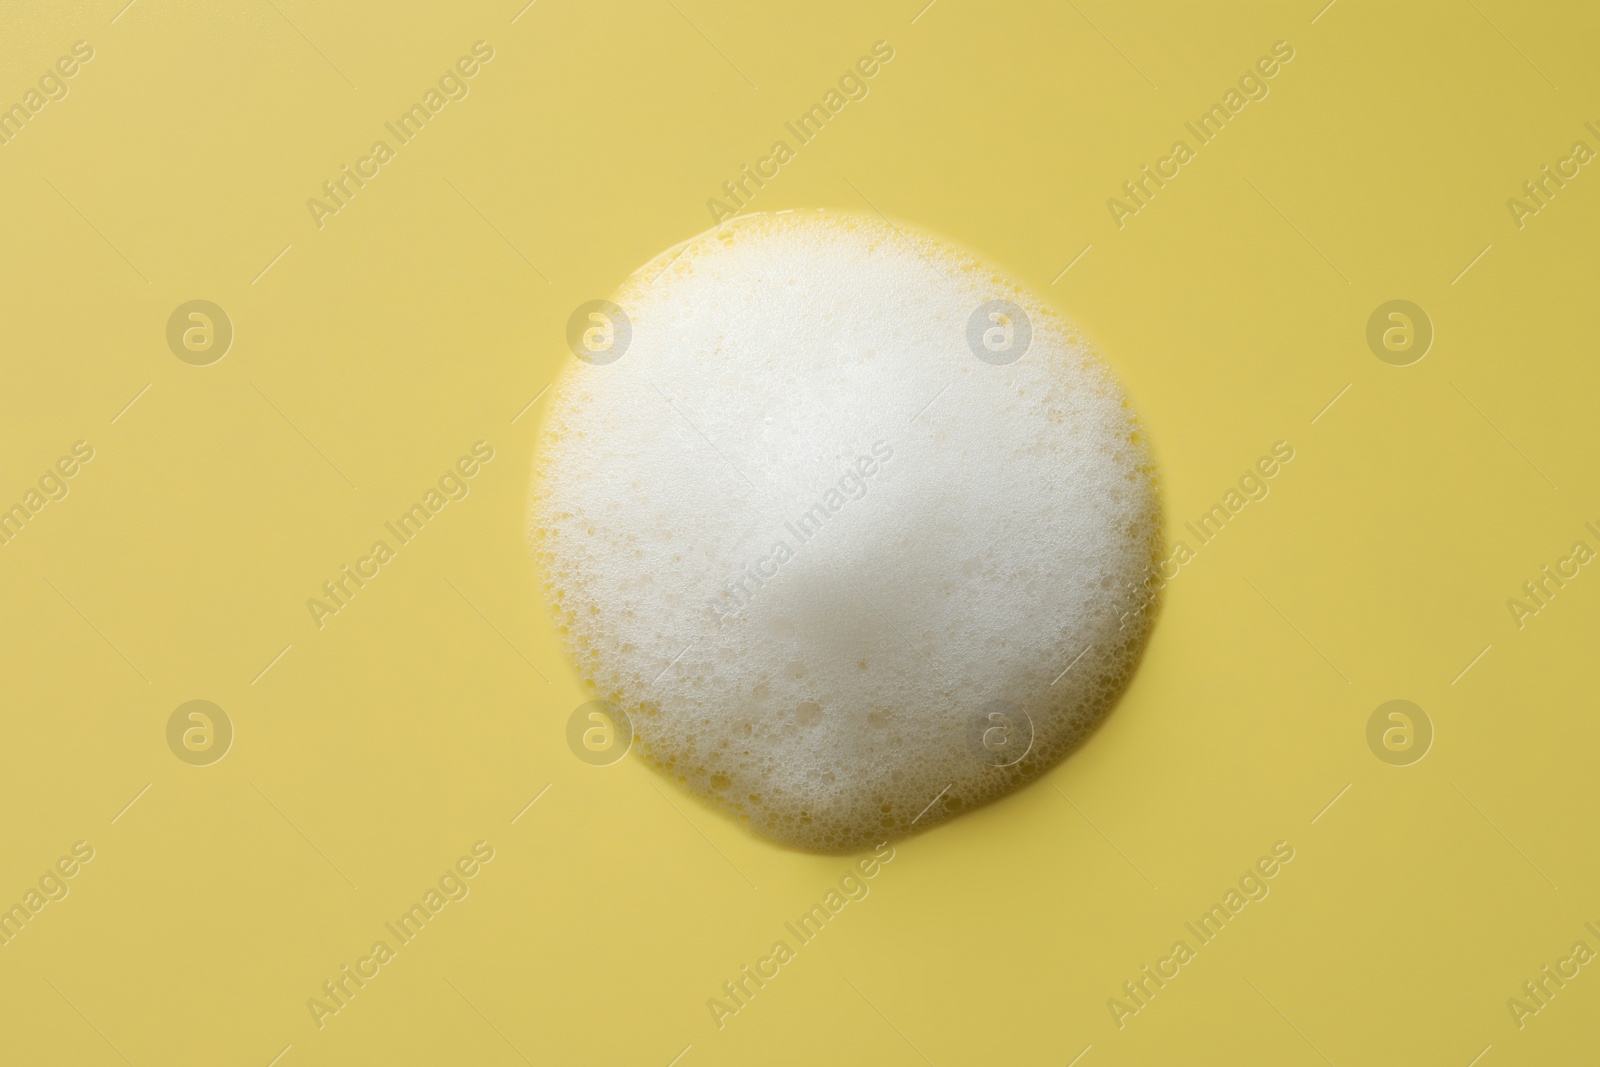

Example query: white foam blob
[531,211,1161,852]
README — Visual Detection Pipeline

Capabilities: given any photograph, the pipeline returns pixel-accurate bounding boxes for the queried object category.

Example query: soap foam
[531,211,1161,852]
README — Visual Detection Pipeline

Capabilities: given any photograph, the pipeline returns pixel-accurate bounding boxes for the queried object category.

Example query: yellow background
[3,0,1597,1063]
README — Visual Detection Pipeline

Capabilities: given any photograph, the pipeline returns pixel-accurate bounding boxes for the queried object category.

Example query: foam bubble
[530,211,1161,852]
